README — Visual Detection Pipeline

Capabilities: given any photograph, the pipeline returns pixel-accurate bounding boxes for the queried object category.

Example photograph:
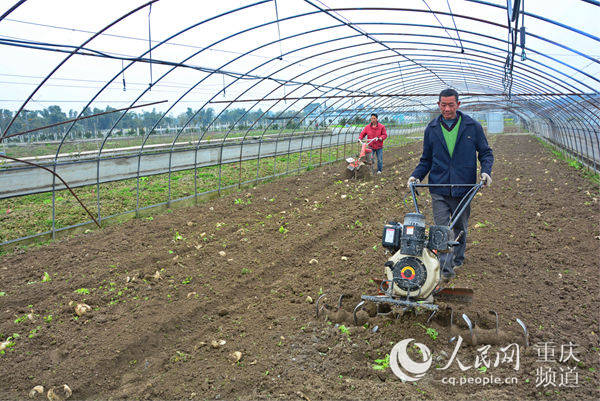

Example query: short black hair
[439,88,459,102]
[371,113,378,118]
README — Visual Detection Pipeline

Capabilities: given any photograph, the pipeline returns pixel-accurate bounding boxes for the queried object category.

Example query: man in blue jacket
[407,89,493,280]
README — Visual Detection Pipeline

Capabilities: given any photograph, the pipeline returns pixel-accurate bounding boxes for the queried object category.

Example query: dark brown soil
[1,135,598,400]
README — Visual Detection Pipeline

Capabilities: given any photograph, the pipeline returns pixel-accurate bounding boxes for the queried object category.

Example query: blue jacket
[411,111,494,197]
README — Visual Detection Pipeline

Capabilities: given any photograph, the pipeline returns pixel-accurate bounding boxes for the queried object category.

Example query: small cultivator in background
[345,138,376,179]
[315,182,528,346]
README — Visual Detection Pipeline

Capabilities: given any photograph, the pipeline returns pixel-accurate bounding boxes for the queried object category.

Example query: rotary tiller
[316,181,528,346]
[345,137,377,179]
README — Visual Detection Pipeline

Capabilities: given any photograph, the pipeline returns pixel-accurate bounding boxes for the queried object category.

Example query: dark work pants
[431,193,470,271]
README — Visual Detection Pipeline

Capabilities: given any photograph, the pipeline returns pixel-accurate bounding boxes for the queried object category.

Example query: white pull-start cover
[384,248,440,300]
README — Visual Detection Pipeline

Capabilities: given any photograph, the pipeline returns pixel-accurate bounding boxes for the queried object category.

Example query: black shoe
[442,267,456,281]
[453,260,463,269]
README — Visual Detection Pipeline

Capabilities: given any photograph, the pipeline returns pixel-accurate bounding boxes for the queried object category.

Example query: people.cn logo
[390,338,433,381]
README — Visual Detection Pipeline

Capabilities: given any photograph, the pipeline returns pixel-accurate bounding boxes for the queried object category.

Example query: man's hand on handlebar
[481,173,492,187]
[406,176,420,188]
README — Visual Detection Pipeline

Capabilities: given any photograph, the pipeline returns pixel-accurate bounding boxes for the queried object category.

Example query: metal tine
[448,308,456,343]
[319,305,327,319]
[338,294,346,309]
[462,313,475,344]
[516,318,529,347]
[426,310,437,325]
[322,307,329,322]
[489,310,499,336]
[315,293,328,318]
[353,301,365,326]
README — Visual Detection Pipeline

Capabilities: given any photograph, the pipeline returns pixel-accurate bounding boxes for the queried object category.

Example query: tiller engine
[355,182,481,315]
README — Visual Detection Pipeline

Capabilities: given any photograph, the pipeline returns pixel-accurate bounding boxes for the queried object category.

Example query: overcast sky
[0,0,598,117]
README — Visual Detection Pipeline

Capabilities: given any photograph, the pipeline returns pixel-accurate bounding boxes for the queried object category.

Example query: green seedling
[416,323,438,340]
[278,226,288,234]
[0,336,16,354]
[74,288,90,295]
[43,315,52,323]
[28,326,41,339]
[170,350,190,363]
[41,272,51,282]
[0,292,6,297]
[372,354,390,370]
[339,325,350,335]
[241,268,251,275]
[181,277,192,285]
[14,315,27,324]
[478,366,488,373]
[174,232,183,241]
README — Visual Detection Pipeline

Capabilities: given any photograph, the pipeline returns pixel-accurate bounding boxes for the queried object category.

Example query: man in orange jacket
[359,113,388,174]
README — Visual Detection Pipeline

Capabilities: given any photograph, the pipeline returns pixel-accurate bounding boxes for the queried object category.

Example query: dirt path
[1,135,598,400]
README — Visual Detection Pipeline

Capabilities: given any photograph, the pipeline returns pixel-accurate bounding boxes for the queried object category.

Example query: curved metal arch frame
[321,7,600,83]
[0,0,598,246]
[6,3,598,140]
[7,7,596,145]
[45,1,278,234]
[186,23,596,141]
[152,36,597,191]
[192,39,598,174]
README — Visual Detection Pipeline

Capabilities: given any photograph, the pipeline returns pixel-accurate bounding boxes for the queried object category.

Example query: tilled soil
[0,135,598,400]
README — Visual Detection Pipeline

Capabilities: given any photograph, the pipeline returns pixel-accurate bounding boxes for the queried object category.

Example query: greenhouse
[0,1,598,399]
